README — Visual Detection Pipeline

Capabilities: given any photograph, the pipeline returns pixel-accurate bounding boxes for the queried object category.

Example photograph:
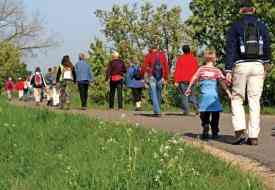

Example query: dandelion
[153,152,158,159]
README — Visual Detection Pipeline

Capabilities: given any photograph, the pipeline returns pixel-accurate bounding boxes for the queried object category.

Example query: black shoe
[232,130,246,145]
[247,138,258,146]
[201,126,209,140]
[212,133,220,139]
[153,113,162,117]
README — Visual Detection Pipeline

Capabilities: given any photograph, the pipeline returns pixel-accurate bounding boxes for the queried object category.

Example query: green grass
[0,97,265,190]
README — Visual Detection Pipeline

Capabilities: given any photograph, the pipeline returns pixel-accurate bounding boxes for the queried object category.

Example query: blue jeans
[178,82,198,114]
[149,77,163,114]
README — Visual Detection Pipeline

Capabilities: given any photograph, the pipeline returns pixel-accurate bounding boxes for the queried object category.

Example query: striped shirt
[194,66,225,81]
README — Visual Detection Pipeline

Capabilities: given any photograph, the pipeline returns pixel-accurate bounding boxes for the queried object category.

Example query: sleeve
[174,57,180,82]
[56,67,62,83]
[30,75,35,86]
[217,69,226,80]
[72,67,76,82]
[225,24,238,72]
[261,23,272,64]
[161,53,169,80]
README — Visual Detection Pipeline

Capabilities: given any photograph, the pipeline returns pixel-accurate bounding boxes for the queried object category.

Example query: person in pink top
[4,77,14,101]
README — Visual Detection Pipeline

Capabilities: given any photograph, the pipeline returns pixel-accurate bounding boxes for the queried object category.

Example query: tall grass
[0,97,265,190]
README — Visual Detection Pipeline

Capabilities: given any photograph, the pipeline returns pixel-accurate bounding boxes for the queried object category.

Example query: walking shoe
[152,113,162,117]
[247,138,258,146]
[232,130,246,145]
[212,133,220,140]
[201,127,209,140]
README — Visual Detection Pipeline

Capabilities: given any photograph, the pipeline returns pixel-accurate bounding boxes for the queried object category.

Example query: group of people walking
[4,0,272,146]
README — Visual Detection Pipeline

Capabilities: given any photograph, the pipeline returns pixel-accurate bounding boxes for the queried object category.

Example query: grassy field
[0,97,265,190]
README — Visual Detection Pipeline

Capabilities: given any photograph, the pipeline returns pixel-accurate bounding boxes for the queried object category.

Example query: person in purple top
[106,51,126,109]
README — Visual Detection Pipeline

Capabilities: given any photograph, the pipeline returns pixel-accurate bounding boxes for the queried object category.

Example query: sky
[23,0,192,71]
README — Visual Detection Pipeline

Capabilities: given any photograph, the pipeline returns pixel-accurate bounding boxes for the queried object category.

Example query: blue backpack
[152,54,163,81]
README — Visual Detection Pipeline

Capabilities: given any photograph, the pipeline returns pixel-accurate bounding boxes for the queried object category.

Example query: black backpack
[152,54,163,81]
[240,20,264,59]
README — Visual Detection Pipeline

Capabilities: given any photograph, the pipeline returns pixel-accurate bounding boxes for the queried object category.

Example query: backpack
[132,66,142,80]
[152,53,163,81]
[240,20,264,59]
[34,73,43,87]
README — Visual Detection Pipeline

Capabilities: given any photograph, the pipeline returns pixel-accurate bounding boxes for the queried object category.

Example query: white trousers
[18,90,24,99]
[33,88,42,103]
[52,87,60,106]
[231,62,265,138]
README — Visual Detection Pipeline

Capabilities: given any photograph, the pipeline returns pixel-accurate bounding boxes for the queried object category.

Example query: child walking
[185,50,231,139]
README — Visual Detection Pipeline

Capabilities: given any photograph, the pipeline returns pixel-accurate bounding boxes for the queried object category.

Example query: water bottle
[240,36,245,54]
[259,36,264,56]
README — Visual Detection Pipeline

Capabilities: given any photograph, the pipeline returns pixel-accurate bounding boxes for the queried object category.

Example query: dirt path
[13,101,275,189]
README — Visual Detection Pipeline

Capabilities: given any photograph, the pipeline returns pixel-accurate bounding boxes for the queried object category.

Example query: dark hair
[61,55,74,68]
[35,67,41,73]
[182,45,191,54]
[48,68,52,72]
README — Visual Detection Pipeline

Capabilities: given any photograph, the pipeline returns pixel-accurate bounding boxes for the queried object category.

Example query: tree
[0,42,27,82]
[187,0,275,63]
[0,0,57,52]
[95,2,191,64]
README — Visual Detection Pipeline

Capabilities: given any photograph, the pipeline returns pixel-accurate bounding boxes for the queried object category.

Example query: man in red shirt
[141,46,169,116]
[174,45,199,115]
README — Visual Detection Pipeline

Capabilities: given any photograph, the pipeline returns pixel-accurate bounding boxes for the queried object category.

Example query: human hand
[174,82,179,87]
[185,88,191,96]
[226,73,232,84]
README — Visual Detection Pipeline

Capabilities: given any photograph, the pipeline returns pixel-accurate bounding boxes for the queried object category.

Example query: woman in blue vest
[126,57,145,111]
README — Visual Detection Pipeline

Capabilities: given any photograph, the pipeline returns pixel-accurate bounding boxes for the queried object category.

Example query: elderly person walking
[75,53,93,110]
[106,51,126,110]
[225,0,271,145]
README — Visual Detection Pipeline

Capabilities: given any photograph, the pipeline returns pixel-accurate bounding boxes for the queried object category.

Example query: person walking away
[75,53,93,110]
[186,50,231,140]
[15,77,25,100]
[56,55,76,110]
[106,51,126,110]
[174,45,199,115]
[4,77,14,101]
[126,57,145,111]
[45,68,54,106]
[225,0,271,145]
[141,46,169,117]
[31,67,46,106]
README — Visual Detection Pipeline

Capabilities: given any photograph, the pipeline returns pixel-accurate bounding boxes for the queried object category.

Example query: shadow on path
[183,133,236,145]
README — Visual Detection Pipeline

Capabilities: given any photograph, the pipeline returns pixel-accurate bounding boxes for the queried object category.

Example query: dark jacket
[106,59,126,81]
[225,15,271,71]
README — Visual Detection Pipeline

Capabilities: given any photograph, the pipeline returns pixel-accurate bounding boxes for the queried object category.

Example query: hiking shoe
[201,127,209,140]
[212,133,220,140]
[232,130,246,145]
[153,113,162,118]
[247,138,258,146]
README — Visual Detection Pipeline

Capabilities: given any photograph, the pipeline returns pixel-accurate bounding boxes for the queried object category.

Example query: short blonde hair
[204,49,217,63]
